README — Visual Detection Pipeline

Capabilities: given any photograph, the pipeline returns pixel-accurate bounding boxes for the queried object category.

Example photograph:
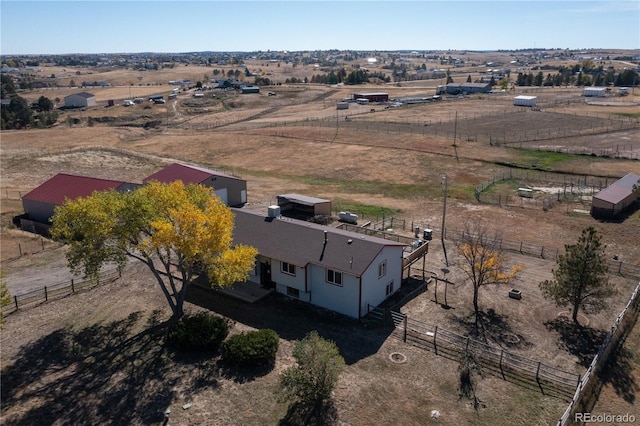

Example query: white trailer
[513,95,537,107]
[336,102,349,110]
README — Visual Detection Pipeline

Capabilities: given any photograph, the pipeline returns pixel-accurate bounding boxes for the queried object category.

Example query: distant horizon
[4,47,640,57]
[1,1,639,55]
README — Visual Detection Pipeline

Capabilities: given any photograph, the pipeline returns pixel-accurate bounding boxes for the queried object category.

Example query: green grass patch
[613,112,640,119]
[511,148,587,170]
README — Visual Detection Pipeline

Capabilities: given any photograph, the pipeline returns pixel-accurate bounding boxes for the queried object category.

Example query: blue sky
[1,1,638,54]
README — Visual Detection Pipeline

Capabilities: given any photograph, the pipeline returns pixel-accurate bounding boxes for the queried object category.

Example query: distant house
[591,173,640,219]
[231,207,407,319]
[64,92,97,108]
[20,173,139,233]
[143,163,247,207]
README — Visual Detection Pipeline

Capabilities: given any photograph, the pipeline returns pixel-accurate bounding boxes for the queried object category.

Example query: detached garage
[143,163,247,207]
[64,92,97,108]
[591,173,640,219]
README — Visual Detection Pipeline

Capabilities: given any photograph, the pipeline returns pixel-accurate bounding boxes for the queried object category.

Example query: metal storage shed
[143,163,247,207]
[513,95,537,107]
[64,92,97,108]
[590,173,640,218]
[276,193,332,220]
[583,87,607,97]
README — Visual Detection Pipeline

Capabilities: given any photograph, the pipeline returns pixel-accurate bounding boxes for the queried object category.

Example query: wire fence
[344,219,640,281]
[1,267,121,315]
[2,236,64,262]
[557,281,640,425]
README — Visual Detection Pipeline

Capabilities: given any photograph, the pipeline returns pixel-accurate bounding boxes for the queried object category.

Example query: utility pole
[441,175,449,267]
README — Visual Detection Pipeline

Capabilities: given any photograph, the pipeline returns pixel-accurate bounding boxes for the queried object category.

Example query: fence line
[374,308,581,399]
[356,220,640,280]
[557,281,640,425]
[2,237,64,262]
[1,268,121,315]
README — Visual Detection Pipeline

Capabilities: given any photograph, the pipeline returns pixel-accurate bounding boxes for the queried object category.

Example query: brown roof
[231,208,405,277]
[143,163,240,185]
[593,173,640,205]
[22,173,129,205]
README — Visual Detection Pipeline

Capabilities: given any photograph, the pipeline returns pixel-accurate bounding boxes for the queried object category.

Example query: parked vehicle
[153,98,166,104]
[123,99,134,106]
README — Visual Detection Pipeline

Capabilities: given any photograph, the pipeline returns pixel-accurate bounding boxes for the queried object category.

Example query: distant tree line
[309,68,389,85]
[516,61,639,87]
[1,75,58,130]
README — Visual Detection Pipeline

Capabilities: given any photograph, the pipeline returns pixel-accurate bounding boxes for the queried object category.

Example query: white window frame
[281,262,296,276]
[326,269,343,286]
[385,280,394,296]
[378,260,387,278]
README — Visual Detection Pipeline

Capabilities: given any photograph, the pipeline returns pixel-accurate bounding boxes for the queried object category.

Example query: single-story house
[232,207,407,319]
[143,163,247,207]
[276,193,332,220]
[20,173,139,232]
[591,173,640,219]
[64,92,97,108]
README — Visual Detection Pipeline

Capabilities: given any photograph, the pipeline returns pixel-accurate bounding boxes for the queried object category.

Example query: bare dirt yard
[2,77,640,425]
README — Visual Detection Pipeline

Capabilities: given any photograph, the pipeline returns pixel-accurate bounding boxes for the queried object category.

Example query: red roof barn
[143,163,247,207]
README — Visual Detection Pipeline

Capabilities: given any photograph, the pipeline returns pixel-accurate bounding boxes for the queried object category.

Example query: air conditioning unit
[268,205,281,218]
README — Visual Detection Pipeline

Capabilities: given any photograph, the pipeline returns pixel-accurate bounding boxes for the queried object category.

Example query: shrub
[220,329,279,366]
[167,312,229,351]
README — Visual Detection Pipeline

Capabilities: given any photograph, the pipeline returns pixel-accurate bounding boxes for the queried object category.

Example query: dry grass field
[2,62,640,425]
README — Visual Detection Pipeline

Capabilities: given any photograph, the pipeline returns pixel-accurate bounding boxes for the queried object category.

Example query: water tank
[423,229,433,241]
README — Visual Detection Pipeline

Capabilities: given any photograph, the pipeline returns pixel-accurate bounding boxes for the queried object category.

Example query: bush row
[167,312,279,366]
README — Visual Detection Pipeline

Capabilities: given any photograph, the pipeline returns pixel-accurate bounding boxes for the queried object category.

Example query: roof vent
[267,205,281,218]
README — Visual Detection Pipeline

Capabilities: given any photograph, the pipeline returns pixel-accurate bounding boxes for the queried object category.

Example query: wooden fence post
[14,295,18,310]
[71,279,75,293]
[18,243,22,257]
[433,326,438,355]
[499,350,505,379]
[44,286,48,302]
[403,315,407,342]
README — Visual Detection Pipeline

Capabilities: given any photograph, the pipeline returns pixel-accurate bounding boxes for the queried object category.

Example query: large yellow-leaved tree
[51,181,257,322]
[455,222,523,333]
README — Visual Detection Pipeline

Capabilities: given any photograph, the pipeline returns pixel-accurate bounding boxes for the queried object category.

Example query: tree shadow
[544,317,607,368]
[216,358,276,384]
[452,308,532,349]
[1,311,220,425]
[279,400,339,426]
